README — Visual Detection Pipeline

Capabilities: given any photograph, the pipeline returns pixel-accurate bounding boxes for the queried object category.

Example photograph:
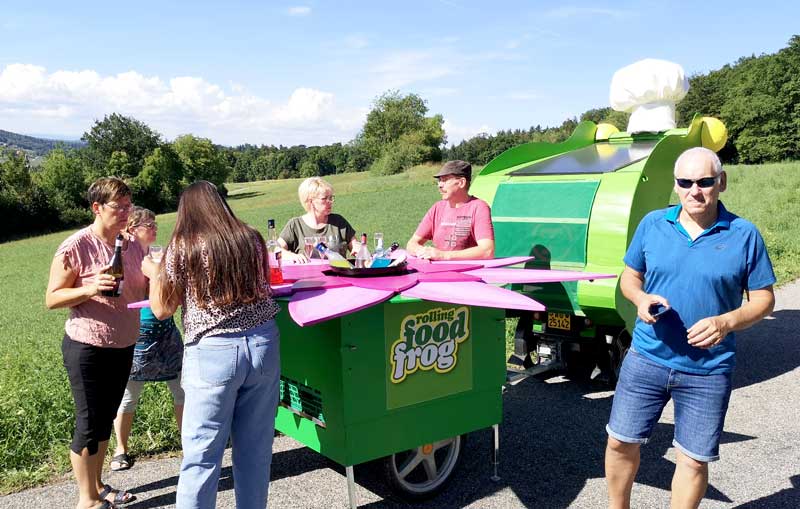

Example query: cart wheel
[609,329,631,386]
[384,434,465,500]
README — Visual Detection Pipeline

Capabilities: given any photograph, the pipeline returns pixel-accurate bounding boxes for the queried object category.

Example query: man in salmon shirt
[406,160,495,260]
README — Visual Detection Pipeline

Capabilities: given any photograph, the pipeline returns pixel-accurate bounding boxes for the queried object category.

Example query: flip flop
[110,453,132,471]
[100,484,136,505]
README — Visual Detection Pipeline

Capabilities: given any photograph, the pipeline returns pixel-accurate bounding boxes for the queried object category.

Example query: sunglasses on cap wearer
[675,176,719,189]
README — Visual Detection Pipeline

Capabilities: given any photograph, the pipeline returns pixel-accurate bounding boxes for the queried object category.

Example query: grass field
[1,161,798,493]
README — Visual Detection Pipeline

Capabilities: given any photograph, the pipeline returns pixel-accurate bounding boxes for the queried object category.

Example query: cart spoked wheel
[384,434,466,500]
[609,329,631,386]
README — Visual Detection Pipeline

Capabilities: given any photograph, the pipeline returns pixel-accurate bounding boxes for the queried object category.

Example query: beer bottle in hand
[102,234,125,297]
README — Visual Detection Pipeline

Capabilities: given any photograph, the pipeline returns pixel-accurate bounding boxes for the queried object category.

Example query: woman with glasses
[278,176,357,263]
[110,206,184,473]
[46,177,146,508]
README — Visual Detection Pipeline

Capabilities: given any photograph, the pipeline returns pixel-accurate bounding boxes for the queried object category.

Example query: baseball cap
[433,160,472,180]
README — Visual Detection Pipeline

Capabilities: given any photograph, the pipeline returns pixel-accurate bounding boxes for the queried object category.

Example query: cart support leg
[491,423,501,482]
[346,465,359,508]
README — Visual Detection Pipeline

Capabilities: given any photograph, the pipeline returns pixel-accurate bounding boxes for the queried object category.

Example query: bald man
[605,147,776,509]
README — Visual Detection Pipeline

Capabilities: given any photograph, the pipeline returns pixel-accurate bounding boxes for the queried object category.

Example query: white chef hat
[609,59,689,134]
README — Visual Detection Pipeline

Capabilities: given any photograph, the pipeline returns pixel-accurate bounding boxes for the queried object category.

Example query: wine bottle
[102,234,125,297]
[267,219,284,284]
[373,236,385,258]
[355,233,370,268]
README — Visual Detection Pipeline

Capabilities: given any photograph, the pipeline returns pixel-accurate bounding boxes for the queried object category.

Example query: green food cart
[273,295,506,507]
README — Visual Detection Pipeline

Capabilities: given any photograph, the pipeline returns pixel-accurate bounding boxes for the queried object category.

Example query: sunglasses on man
[675,176,719,189]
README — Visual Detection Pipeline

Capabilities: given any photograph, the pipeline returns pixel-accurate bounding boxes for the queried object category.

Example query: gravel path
[3,280,798,508]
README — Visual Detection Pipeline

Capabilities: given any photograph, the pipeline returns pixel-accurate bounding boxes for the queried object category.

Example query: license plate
[547,312,571,331]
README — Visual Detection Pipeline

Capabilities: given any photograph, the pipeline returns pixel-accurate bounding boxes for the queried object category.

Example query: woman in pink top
[46,177,146,509]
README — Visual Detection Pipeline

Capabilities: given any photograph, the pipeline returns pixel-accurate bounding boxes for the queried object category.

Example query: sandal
[110,453,132,471]
[100,484,136,505]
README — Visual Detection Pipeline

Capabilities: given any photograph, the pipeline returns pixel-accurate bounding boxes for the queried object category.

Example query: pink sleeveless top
[55,227,147,348]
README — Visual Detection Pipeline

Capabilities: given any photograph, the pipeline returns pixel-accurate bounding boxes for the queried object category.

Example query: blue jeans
[606,349,732,462]
[176,320,280,509]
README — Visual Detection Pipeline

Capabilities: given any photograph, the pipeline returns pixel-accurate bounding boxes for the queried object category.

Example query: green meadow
[1,162,798,493]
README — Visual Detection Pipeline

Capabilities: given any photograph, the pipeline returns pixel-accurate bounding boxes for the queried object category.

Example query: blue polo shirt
[623,202,775,374]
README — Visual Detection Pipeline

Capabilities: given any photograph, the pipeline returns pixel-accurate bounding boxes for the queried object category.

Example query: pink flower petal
[288,286,395,326]
[401,281,545,311]
[465,268,617,284]
[406,258,483,273]
[428,256,535,268]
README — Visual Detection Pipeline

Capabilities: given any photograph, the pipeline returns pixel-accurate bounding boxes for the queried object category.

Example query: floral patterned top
[165,236,280,344]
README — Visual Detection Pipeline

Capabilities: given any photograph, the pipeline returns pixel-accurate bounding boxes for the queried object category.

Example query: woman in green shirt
[278,177,358,263]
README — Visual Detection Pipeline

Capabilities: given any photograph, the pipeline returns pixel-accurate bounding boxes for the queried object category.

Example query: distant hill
[0,129,84,157]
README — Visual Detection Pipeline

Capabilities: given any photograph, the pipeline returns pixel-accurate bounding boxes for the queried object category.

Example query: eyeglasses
[315,195,335,202]
[103,202,132,213]
[135,222,157,230]
[675,176,719,189]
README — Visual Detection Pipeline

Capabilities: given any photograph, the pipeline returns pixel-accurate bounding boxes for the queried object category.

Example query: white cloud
[0,63,363,146]
[423,87,460,97]
[443,118,492,145]
[274,88,334,124]
[287,6,311,16]
[371,51,455,90]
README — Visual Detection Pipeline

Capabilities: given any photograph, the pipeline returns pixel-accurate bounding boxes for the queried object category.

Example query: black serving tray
[323,261,408,277]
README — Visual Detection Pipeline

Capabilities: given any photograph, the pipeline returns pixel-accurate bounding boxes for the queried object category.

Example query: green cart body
[273,295,505,499]
[470,116,711,380]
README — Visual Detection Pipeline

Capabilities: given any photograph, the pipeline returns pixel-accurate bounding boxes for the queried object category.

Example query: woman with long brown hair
[142,181,280,509]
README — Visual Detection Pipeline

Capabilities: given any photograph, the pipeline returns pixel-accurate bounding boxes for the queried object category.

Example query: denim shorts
[606,349,732,462]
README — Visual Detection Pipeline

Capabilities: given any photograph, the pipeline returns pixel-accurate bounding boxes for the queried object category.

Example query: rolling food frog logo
[389,306,469,384]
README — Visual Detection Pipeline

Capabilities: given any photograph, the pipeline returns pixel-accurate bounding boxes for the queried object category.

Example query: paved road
[4,281,799,508]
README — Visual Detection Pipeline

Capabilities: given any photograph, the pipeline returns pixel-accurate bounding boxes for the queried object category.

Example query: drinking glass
[373,232,384,251]
[303,237,315,259]
[327,234,339,255]
[313,236,322,258]
[149,245,163,263]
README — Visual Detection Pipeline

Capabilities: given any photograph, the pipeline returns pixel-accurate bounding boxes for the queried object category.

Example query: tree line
[446,35,800,166]
[0,91,445,241]
[2,36,798,241]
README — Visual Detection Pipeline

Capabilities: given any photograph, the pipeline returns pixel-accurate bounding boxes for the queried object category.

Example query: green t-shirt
[279,214,356,258]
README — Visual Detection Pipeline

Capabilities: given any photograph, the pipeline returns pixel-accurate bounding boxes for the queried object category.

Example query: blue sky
[1,1,797,147]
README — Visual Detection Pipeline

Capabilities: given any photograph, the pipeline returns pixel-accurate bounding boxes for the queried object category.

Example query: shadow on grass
[226,191,264,201]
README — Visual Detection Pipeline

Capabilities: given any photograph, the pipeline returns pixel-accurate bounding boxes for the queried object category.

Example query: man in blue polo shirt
[605,147,775,509]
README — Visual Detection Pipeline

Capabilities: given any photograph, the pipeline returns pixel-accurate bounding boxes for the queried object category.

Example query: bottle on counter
[315,241,348,262]
[374,242,399,259]
[355,233,371,268]
[266,218,284,284]
[372,235,385,258]
[370,242,400,268]
[102,234,125,297]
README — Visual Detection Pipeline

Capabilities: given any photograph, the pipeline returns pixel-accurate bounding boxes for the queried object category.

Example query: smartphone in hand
[649,303,668,318]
